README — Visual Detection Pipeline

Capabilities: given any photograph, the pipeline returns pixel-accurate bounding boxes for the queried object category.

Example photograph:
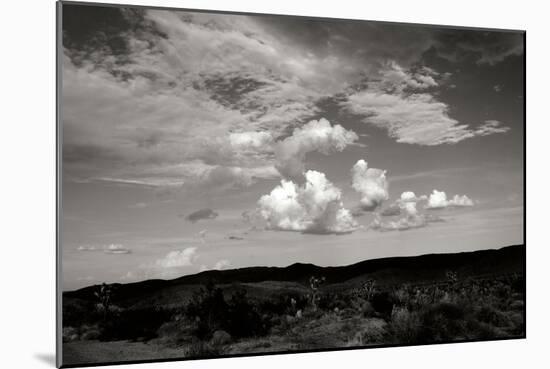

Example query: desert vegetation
[62,264,524,365]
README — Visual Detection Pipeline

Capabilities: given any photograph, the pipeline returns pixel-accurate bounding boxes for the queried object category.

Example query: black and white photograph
[58,1,525,367]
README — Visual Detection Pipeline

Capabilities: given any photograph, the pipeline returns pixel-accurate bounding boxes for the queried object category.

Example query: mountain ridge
[64,244,524,303]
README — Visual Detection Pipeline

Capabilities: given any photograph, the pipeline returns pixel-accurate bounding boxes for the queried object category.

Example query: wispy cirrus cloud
[62,5,519,194]
[104,244,132,254]
[76,244,132,254]
[340,62,511,146]
[62,8,335,190]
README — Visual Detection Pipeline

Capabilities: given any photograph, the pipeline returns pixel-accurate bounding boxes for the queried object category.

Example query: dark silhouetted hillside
[64,245,524,306]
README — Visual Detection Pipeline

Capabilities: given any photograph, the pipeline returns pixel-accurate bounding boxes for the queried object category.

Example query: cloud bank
[371,191,448,232]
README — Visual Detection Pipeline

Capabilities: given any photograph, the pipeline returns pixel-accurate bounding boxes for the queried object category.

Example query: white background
[1,0,547,368]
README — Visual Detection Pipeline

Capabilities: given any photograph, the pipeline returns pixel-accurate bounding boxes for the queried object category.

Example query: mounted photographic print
[57,1,525,367]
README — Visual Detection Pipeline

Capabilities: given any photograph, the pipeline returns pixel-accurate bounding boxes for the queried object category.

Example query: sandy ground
[62,315,387,366]
[62,340,186,365]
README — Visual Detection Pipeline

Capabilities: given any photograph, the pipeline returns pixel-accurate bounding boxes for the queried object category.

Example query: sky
[60,3,524,291]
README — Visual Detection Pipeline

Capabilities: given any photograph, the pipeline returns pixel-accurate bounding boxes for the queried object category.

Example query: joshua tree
[94,283,113,322]
[446,270,458,284]
[362,279,376,300]
[309,276,325,311]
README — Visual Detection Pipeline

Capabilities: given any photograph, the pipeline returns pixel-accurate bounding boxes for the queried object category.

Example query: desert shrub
[506,312,525,335]
[340,307,358,319]
[186,339,226,358]
[186,282,229,340]
[510,276,524,293]
[361,301,376,318]
[99,306,173,341]
[62,327,80,342]
[155,319,196,347]
[79,324,101,340]
[226,288,268,338]
[371,291,395,318]
[417,302,468,342]
[341,319,358,334]
[211,330,232,345]
[319,293,350,312]
[494,284,512,299]
[509,300,524,311]
[475,305,511,328]
[386,307,422,343]
[392,287,410,308]
[186,283,269,340]
[63,299,101,327]
[260,293,307,316]
[465,319,504,340]
[301,307,324,320]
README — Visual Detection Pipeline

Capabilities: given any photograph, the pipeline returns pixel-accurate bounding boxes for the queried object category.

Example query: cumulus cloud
[274,118,358,179]
[397,191,428,216]
[185,208,219,223]
[351,159,389,211]
[400,201,419,217]
[213,259,232,270]
[103,244,132,254]
[197,259,232,272]
[370,190,449,232]
[425,190,474,209]
[448,194,475,207]
[155,247,198,268]
[371,200,427,232]
[120,271,138,282]
[426,190,447,209]
[258,170,358,234]
[400,191,427,203]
